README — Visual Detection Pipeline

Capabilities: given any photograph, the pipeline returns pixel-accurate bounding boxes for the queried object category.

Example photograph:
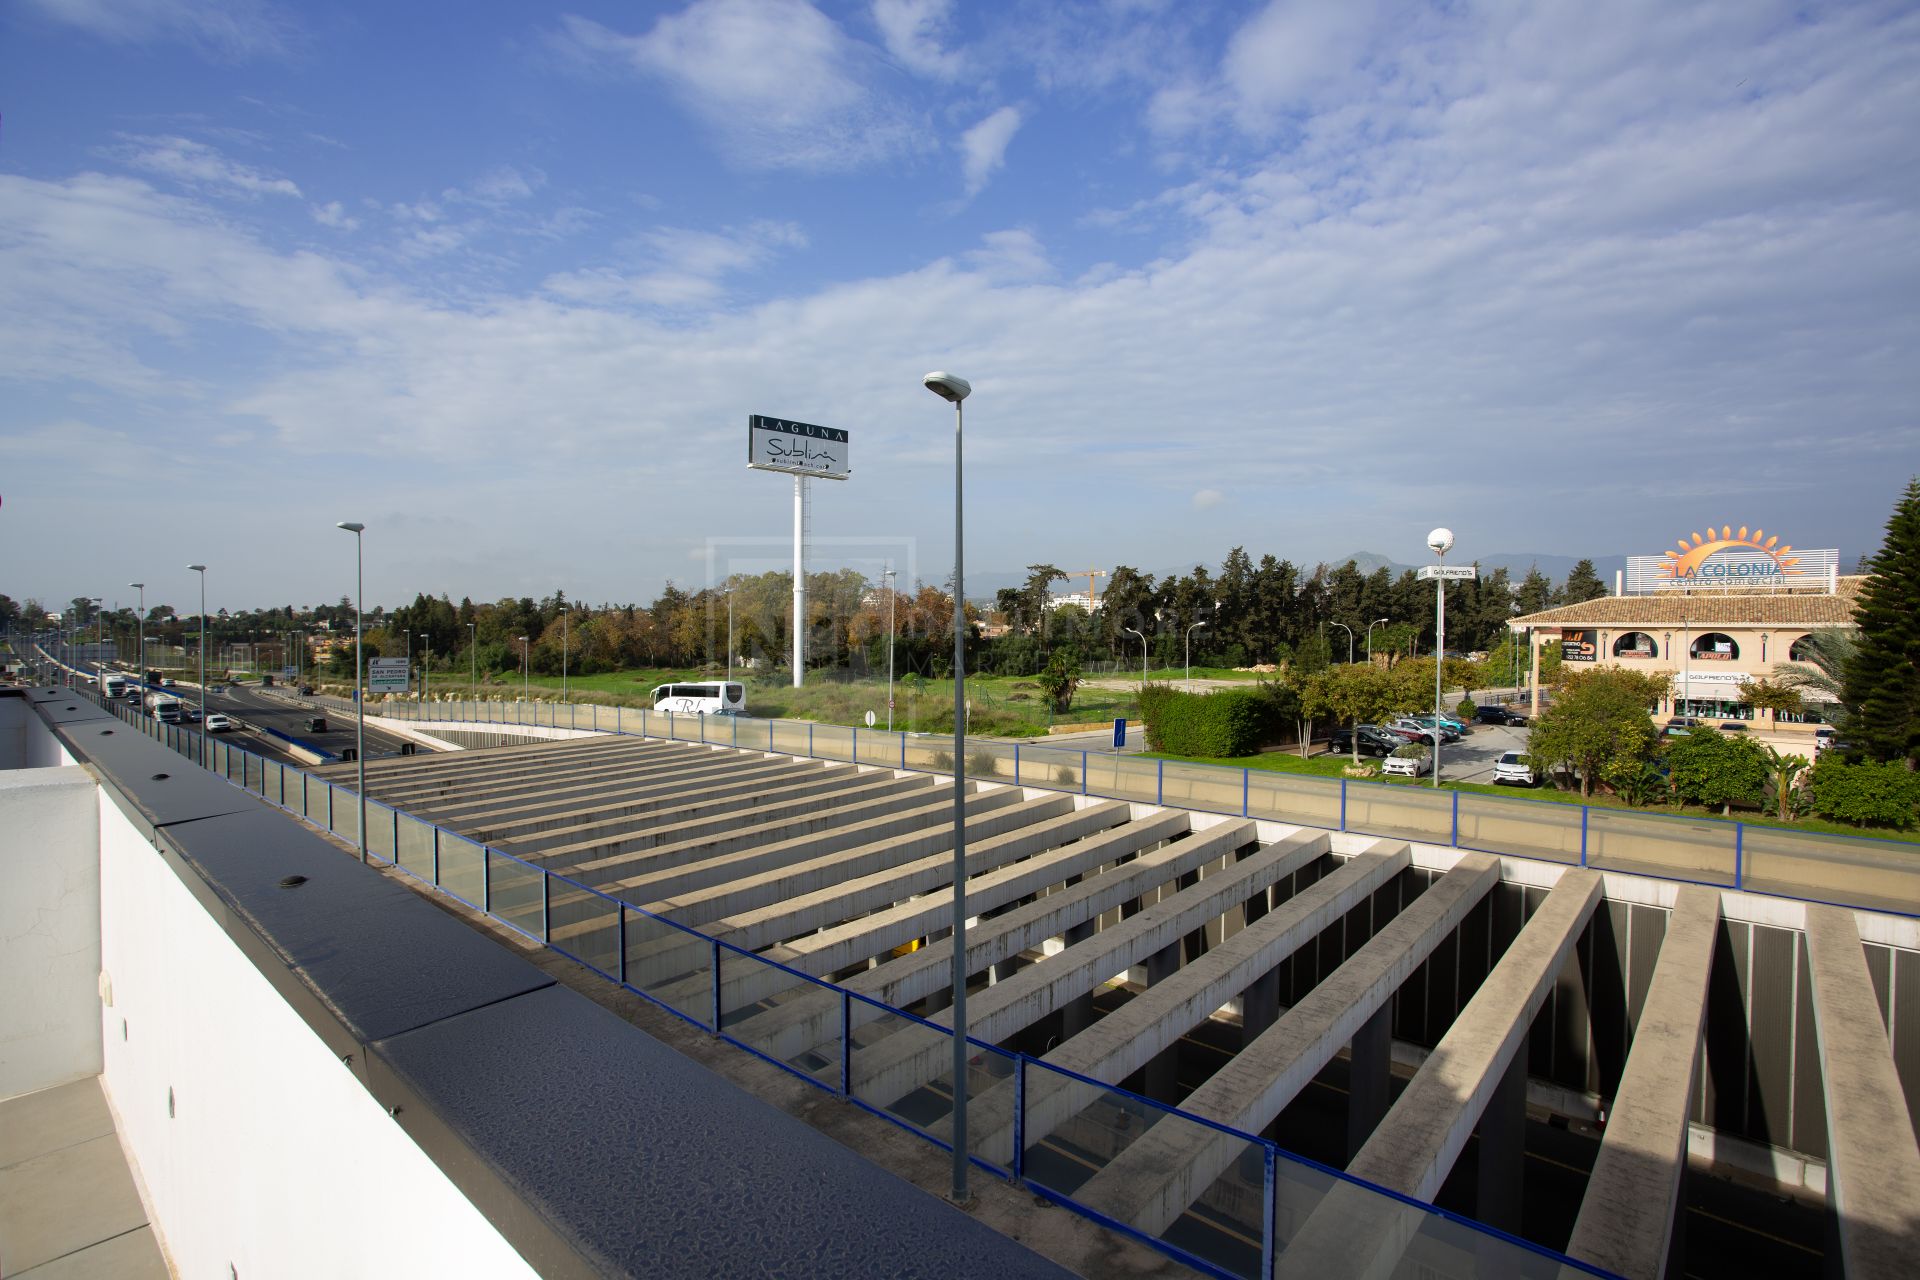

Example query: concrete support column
[1241,968,1281,1047]
[1475,1052,1528,1233]
[1060,916,1099,1037]
[1346,1002,1394,1159]
[1144,940,1183,1100]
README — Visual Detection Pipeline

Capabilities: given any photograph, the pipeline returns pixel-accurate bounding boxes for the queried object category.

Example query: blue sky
[2,0,1917,616]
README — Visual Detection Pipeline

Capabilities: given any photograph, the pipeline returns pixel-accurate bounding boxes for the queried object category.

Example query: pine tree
[1843,478,1920,767]
[1562,559,1609,603]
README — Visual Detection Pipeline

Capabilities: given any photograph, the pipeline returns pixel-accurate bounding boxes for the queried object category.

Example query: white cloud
[310,200,358,231]
[960,106,1022,196]
[1192,488,1225,510]
[24,0,292,59]
[551,1,925,172]
[106,134,301,199]
[963,229,1050,282]
[872,0,961,79]
[542,220,807,308]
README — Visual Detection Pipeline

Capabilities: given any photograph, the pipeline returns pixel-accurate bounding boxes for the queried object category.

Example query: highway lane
[204,683,429,761]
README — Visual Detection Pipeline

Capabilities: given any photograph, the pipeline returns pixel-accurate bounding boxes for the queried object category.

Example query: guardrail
[56,673,1605,1280]
[314,692,1920,918]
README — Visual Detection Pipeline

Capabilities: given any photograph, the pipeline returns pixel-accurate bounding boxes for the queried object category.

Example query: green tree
[1736,677,1804,732]
[1775,628,1855,710]
[1760,745,1812,821]
[1664,728,1769,815]
[1321,663,1424,762]
[1526,667,1666,796]
[1562,559,1608,604]
[1842,477,1920,766]
[1805,754,1920,828]
[1514,565,1556,616]
[1034,648,1083,714]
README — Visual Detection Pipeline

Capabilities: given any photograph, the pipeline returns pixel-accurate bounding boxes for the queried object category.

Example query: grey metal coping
[39,695,1073,1280]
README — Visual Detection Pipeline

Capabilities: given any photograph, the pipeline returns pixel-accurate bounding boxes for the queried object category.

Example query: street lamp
[1125,625,1148,685]
[90,597,102,667]
[519,635,530,713]
[186,567,206,762]
[1426,528,1453,789]
[1185,618,1208,691]
[883,567,897,732]
[335,524,367,863]
[562,605,569,703]
[1329,621,1354,665]
[468,622,477,710]
[1366,617,1389,664]
[129,583,144,690]
[403,629,413,706]
[922,368,973,1205]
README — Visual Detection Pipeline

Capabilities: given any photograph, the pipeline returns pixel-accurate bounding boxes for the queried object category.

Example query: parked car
[1328,726,1401,758]
[1382,744,1432,777]
[1717,721,1750,733]
[1411,715,1463,741]
[1493,751,1536,786]
[1663,716,1702,737]
[1813,727,1837,752]
[1475,705,1528,726]
[298,684,314,696]
[204,713,234,732]
[1387,719,1442,744]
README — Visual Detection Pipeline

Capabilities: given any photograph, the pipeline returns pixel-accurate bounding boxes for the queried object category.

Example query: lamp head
[1426,528,1454,556]
[129,582,143,589]
[336,521,364,534]
[187,564,206,573]
[922,371,971,403]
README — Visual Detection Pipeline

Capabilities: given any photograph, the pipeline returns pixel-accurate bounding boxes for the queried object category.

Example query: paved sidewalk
[0,1078,169,1278]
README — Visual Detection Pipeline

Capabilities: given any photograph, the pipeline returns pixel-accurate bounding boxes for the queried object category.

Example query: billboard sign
[747,415,849,479]
[1625,525,1838,592]
[367,657,410,693]
[1561,629,1598,663]
[1416,565,1477,581]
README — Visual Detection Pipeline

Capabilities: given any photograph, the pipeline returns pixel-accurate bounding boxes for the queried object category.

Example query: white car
[1382,745,1432,777]
[204,712,235,733]
[1494,751,1535,786]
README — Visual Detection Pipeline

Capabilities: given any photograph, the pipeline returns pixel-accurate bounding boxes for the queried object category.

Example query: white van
[649,681,745,716]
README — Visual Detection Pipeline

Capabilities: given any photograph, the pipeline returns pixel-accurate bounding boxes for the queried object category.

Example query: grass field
[342,666,1148,739]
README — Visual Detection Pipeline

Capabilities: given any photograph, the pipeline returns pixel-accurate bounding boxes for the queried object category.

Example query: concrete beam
[437,759,848,839]
[366,742,707,806]
[398,749,776,821]
[847,830,1330,1106]
[1346,868,1600,1202]
[1565,884,1720,1280]
[622,794,1090,990]
[706,807,1187,1010]
[1804,903,1920,1280]
[729,818,1270,1064]
[953,842,1411,1155]
[1068,853,1501,1237]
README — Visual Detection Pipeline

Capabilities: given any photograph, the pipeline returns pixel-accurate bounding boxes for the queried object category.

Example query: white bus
[649,681,745,716]
[99,673,129,698]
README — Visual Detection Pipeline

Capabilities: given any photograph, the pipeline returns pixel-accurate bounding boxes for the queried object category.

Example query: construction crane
[1073,567,1108,609]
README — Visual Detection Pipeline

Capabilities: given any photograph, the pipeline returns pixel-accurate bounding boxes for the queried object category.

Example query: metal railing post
[431,827,441,887]
[808,723,814,758]
[1081,751,1088,795]
[1156,759,1163,806]
[839,990,852,1097]
[1014,742,1021,785]
[618,906,628,985]
[1450,791,1460,847]
[1261,1143,1277,1280]
[541,871,551,942]
[1339,779,1348,832]
[1012,1055,1027,1180]
[1734,823,1744,889]
[1243,770,1250,818]
[390,810,398,866]
[710,939,723,1032]
[482,847,492,914]
[1580,807,1590,867]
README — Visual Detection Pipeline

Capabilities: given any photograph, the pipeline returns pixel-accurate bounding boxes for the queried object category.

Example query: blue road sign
[1113,718,1127,749]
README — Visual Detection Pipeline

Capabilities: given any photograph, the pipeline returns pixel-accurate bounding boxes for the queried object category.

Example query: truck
[100,673,129,698]
[145,691,184,723]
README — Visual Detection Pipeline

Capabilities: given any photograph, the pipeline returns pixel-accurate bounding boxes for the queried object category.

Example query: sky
[2,0,1917,617]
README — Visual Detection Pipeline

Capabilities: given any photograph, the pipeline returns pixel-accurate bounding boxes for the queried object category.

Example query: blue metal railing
[63,676,1611,1280]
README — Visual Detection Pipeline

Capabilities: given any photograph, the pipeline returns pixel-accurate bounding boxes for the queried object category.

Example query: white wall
[0,765,102,1099]
[0,696,76,769]
[96,792,540,1279]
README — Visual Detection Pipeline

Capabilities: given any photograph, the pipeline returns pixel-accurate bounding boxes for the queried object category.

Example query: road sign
[1416,565,1477,581]
[748,415,850,479]
[1113,718,1127,749]
[865,710,877,727]
[367,657,409,693]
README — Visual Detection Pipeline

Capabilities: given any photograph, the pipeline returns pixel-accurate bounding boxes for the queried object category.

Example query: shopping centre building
[1509,526,1861,744]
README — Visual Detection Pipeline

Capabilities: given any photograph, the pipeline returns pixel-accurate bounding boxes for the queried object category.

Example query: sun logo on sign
[1660,527,1802,579]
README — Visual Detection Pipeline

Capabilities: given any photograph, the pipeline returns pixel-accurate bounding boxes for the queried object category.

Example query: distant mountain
[1333,551,1629,586]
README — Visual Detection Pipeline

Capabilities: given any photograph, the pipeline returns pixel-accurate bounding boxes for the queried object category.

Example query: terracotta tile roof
[1509,576,1868,629]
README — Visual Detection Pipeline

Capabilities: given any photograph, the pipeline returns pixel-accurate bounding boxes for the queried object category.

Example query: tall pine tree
[1843,478,1920,767]
[1562,558,1609,603]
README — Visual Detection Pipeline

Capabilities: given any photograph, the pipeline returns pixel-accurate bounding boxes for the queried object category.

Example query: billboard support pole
[794,474,807,688]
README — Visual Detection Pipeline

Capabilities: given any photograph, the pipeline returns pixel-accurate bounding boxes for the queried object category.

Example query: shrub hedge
[1139,685,1272,757]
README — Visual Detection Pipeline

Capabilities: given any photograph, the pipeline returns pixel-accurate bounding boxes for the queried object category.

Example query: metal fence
[329,692,1920,918]
[55,670,1604,1280]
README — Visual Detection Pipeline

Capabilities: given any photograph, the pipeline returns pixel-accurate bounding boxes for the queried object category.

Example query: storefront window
[1613,632,1659,658]
[1690,633,1739,660]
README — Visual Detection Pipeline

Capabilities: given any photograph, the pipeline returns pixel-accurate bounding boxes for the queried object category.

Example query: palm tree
[1774,627,1857,728]
[1760,745,1812,821]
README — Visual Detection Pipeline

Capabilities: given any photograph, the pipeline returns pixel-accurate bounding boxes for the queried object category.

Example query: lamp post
[403,629,413,706]
[562,606,569,703]
[922,369,973,1204]
[1125,625,1148,686]
[129,583,144,690]
[1366,617,1389,664]
[90,597,102,667]
[423,637,431,712]
[725,585,735,689]
[519,636,529,712]
[883,567,897,732]
[1426,528,1453,789]
[335,524,367,862]
[468,622,477,708]
[186,568,206,761]
[1330,621,1354,665]
[1185,618,1208,691]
